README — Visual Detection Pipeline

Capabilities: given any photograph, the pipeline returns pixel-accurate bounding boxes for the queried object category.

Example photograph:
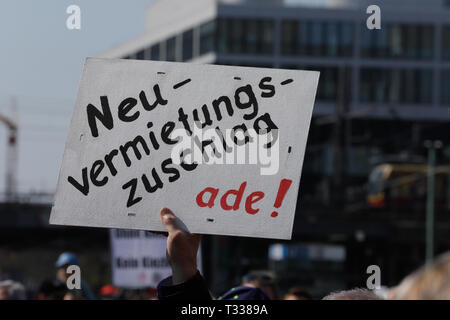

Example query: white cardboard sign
[50,58,319,240]
[110,229,202,288]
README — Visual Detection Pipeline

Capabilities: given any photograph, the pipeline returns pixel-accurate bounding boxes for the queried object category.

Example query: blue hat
[55,252,78,268]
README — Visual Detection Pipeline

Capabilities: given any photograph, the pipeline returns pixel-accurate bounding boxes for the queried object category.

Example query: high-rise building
[101,0,450,119]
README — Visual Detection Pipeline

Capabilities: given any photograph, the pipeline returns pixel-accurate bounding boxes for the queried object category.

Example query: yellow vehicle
[368,163,450,209]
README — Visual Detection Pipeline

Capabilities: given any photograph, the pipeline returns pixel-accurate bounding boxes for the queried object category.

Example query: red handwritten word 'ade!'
[50,58,319,240]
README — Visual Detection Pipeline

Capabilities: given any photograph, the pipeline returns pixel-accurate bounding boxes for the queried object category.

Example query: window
[182,29,193,61]
[359,68,371,102]
[420,26,434,59]
[418,70,432,104]
[442,26,450,60]
[166,36,176,62]
[361,24,434,59]
[317,66,351,102]
[284,66,346,102]
[246,20,259,54]
[441,71,450,104]
[216,18,229,54]
[360,68,387,102]
[389,70,401,103]
[373,27,388,57]
[150,43,160,61]
[281,20,296,55]
[244,19,274,54]
[216,18,274,55]
[230,19,245,54]
[403,69,416,104]
[360,23,373,57]
[298,21,310,55]
[261,20,275,54]
[340,22,353,56]
[200,21,215,55]
[136,50,145,60]
[373,69,387,103]
[310,21,324,56]
[281,20,353,57]
[404,25,418,59]
[325,22,339,56]
[389,24,403,57]
[360,68,433,104]
[320,67,338,101]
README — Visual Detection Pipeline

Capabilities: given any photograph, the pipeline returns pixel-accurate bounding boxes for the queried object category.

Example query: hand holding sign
[160,208,201,285]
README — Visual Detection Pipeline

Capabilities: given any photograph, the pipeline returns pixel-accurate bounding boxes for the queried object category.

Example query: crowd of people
[1,207,449,300]
[154,208,450,300]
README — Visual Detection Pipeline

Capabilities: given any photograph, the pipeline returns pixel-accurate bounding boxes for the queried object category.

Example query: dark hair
[38,279,67,300]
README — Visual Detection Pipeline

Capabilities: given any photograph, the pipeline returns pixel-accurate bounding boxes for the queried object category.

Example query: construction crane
[0,104,18,201]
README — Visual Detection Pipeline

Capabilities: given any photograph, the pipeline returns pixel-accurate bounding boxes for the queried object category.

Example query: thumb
[160,207,182,234]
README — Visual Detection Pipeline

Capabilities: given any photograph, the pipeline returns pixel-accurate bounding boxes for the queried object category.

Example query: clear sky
[0,0,153,194]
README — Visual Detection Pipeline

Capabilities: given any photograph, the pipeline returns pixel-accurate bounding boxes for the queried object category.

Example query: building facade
[101,0,450,119]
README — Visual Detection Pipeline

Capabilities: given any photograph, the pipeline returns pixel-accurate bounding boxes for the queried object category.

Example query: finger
[160,207,183,234]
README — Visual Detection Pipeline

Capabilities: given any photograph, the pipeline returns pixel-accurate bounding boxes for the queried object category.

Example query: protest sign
[110,229,202,288]
[50,58,319,239]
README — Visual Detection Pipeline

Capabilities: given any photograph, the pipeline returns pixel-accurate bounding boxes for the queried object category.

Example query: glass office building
[106,0,450,120]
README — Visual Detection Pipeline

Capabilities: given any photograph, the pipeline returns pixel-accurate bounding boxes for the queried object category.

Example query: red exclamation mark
[271,179,293,217]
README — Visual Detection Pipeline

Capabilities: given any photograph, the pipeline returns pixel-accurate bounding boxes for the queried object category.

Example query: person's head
[38,279,68,300]
[390,251,450,300]
[8,281,26,300]
[55,252,79,282]
[63,292,76,300]
[322,288,382,300]
[0,281,12,300]
[284,287,312,300]
[242,271,280,300]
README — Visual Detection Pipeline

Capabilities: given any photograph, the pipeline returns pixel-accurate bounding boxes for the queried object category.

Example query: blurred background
[1,0,450,299]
